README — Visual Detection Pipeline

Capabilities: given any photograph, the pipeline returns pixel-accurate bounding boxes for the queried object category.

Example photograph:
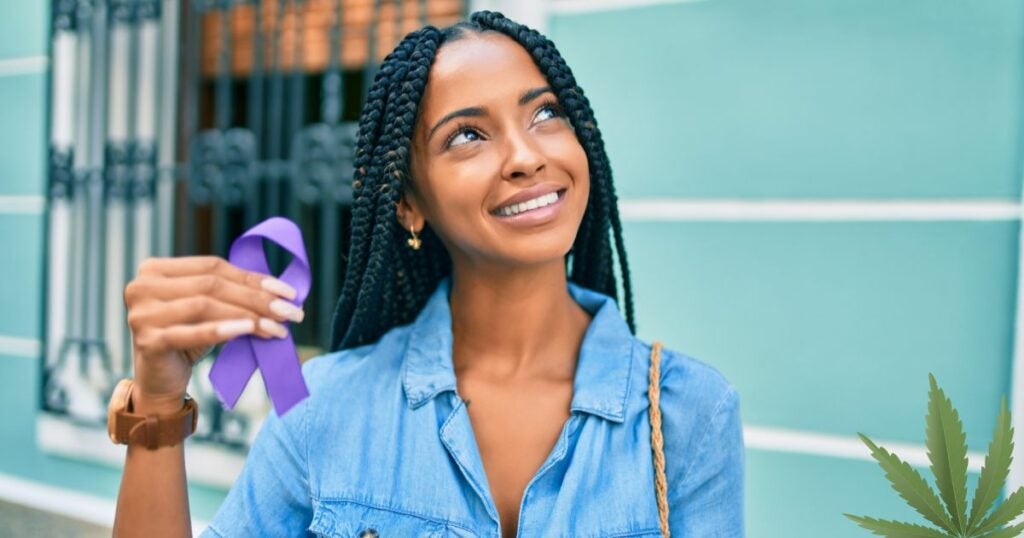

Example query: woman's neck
[449,261,592,383]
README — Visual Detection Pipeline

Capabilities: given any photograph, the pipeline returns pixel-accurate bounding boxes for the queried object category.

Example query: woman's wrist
[132,390,187,416]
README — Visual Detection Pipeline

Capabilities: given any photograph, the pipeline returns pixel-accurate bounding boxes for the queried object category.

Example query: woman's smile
[490,185,568,227]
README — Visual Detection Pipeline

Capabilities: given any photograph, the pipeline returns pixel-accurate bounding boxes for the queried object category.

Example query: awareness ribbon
[208,216,311,416]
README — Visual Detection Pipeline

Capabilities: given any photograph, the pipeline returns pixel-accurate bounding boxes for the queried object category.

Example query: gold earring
[407,226,422,250]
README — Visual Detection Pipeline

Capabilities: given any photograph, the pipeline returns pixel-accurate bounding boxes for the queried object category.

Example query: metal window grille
[41,0,467,485]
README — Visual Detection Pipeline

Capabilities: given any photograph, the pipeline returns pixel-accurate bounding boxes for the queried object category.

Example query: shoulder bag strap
[649,341,670,537]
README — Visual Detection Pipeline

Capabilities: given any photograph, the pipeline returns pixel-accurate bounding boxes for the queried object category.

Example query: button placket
[516,414,581,536]
[439,394,502,526]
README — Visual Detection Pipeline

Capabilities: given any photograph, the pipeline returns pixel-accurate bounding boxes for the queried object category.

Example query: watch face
[107,379,135,443]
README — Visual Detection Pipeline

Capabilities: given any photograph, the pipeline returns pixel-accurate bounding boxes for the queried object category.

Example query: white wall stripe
[618,198,1023,221]
[0,472,207,535]
[744,425,985,472]
[0,56,49,77]
[0,335,42,358]
[0,195,46,214]
[548,0,708,15]
[37,413,245,490]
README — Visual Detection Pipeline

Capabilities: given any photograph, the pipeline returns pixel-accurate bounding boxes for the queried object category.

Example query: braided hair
[329,10,635,351]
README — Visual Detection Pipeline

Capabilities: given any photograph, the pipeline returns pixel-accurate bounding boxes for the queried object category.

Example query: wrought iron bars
[44,0,174,424]
[44,0,468,447]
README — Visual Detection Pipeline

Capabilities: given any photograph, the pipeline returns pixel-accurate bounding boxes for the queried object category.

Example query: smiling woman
[112,10,744,538]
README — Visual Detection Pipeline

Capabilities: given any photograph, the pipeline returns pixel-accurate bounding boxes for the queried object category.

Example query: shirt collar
[402,277,635,423]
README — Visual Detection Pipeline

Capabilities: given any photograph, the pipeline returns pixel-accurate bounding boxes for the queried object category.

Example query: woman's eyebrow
[425,86,554,143]
[426,106,486,143]
[517,86,553,106]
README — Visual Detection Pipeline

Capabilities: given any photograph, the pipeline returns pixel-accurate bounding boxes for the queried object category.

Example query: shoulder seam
[678,384,738,482]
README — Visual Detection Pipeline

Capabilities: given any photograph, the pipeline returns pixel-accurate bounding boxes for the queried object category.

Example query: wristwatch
[106,378,198,450]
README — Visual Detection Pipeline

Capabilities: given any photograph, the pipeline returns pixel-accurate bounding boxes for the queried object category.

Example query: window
[40,0,467,487]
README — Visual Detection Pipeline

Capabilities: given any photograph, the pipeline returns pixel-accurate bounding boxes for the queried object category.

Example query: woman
[114,11,743,537]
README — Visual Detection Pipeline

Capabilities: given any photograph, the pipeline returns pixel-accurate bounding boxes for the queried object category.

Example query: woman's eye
[534,103,562,124]
[447,128,481,148]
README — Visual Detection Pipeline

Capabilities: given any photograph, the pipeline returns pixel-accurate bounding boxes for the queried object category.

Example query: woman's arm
[656,347,745,537]
[669,386,745,536]
[113,394,193,537]
[113,256,301,537]
[199,383,314,537]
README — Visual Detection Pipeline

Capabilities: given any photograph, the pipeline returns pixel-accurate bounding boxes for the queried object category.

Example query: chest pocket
[308,499,452,538]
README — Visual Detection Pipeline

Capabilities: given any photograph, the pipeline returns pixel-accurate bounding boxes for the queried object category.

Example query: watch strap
[114,398,198,450]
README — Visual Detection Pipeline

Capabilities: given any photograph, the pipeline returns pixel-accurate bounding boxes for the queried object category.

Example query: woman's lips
[491,188,568,227]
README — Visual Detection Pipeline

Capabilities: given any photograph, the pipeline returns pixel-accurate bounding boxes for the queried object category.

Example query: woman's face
[403,32,590,270]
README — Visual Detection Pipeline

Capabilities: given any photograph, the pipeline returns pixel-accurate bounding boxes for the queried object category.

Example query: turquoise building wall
[0,0,1018,535]
[549,0,1018,535]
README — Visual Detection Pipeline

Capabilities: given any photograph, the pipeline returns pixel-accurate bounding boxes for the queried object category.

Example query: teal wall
[550,0,1019,536]
[551,0,1024,199]
[0,0,1018,535]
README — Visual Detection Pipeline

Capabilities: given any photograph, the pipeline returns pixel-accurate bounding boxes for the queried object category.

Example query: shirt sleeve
[668,385,745,537]
[200,389,314,537]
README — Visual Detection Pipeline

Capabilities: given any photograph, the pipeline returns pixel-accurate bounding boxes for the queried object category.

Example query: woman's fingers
[127,296,290,341]
[134,318,257,363]
[136,256,297,300]
[126,255,302,401]
[125,274,304,324]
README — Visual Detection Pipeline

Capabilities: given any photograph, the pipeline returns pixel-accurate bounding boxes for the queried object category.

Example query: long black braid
[330,11,635,351]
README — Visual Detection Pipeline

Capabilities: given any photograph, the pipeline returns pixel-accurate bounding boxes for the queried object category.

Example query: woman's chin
[445,210,585,271]
[487,236,578,269]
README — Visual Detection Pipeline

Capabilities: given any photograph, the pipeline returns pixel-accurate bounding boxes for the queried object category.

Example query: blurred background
[0,0,1020,536]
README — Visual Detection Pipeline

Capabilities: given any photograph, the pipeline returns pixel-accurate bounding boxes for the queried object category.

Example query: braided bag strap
[649,341,670,537]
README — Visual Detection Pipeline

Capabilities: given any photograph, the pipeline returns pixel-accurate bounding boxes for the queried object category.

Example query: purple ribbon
[209,216,311,416]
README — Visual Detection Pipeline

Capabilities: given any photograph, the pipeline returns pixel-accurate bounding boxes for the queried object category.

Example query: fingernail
[217,318,255,338]
[269,299,305,323]
[258,317,289,339]
[261,277,297,300]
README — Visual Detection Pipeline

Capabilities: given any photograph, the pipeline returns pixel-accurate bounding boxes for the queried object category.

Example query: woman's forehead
[418,33,549,128]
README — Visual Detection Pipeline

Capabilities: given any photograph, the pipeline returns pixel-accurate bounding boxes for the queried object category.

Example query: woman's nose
[501,129,546,179]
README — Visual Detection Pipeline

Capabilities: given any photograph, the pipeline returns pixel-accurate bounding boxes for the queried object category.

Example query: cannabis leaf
[845,515,950,537]
[927,373,970,533]
[968,398,1013,534]
[973,489,1024,537]
[844,374,1024,537]
[978,522,1024,538]
[854,433,953,532]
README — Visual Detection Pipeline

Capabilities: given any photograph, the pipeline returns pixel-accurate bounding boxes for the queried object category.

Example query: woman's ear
[396,191,426,233]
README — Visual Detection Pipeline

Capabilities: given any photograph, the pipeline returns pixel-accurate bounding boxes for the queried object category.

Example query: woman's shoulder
[630,339,741,452]
[633,339,738,407]
[632,340,744,511]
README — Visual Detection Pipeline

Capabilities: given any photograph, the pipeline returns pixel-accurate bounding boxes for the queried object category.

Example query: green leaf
[976,520,1024,538]
[974,488,1024,536]
[858,433,956,532]
[968,397,1014,533]
[843,514,952,537]
[926,373,970,533]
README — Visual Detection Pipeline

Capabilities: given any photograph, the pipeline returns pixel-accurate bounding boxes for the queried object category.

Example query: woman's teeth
[496,191,560,217]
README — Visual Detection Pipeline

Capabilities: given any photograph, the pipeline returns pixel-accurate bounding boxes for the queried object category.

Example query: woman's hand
[123,256,305,409]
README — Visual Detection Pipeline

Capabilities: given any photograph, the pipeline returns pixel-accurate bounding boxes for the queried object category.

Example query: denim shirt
[202,278,744,537]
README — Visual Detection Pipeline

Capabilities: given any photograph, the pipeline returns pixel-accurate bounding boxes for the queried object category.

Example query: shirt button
[358,529,379,538]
